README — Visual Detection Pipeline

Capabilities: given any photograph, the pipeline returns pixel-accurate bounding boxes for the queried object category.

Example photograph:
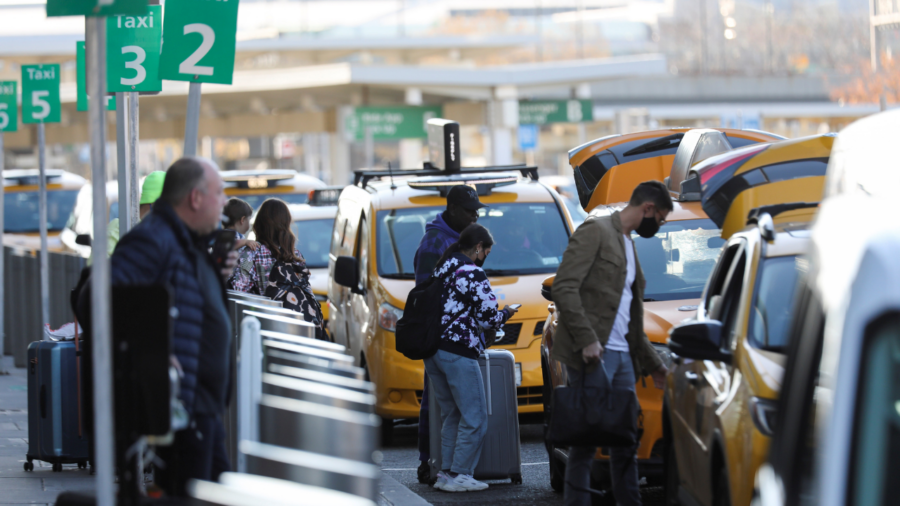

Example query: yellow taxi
[328,164,577,442]
[540,128,782,495]
[58,180,119,257]
[664,133,834,506]
[2,169,86,252]
[223,169,326,209]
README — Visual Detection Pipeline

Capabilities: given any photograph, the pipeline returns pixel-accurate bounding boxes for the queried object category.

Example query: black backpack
[395,276,445,360]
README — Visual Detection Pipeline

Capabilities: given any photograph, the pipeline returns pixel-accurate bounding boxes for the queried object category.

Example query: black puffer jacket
[110,200,218,414]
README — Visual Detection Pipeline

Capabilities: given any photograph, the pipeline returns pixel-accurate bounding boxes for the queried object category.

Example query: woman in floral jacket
[426,223,518,493]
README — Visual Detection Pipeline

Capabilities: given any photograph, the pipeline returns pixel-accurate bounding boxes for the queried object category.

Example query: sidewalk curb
[379,475,432,506]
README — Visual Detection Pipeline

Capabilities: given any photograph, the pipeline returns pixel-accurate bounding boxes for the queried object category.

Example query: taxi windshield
[376,203,571,278]
[235,193,308,210]
[749,255,801,351]
[291,218,333,269]
[631,218,722,301]
[5,190,80,233]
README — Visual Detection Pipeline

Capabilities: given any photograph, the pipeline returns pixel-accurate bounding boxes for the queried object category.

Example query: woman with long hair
[231,198,324,337]
[428,223,519,493]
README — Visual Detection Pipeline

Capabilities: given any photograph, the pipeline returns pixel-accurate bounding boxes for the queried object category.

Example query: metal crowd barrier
[189,472,376,506]
[2,247,85,367]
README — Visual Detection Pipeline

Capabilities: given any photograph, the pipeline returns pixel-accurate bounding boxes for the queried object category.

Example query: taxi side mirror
[75,234,91,247]
[541,275,555,302]
[334,256,364,295]
[667,320,732,364]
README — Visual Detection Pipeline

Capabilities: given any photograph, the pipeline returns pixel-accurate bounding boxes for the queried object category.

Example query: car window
[630,219,723,302]
[849,315,900,506]
[719,249,747,343]
[5,190,80,233]
[375,202,571,279]
[749,256,801,350]
[235,193,308,210]
[356,216,369,290]
[292,218,333,269]
[563,197,587,228]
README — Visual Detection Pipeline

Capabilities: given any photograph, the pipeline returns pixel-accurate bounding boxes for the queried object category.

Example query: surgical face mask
[636,214,660,239]
[475,250,487,267]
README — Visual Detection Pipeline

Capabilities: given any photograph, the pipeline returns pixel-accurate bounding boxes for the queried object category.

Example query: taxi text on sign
[21,65,61,124]
[47,0,148,17]
[107,5,163,92]
[0,81,17,133]
[77,42,117,112]
[158,0,240,85]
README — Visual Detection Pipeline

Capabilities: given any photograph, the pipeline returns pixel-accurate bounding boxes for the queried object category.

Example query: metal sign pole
[183,82,201,157]
[128,92,139,227]
[86,16,116,506]
[37,123,49,329]
[0,131,4,366]
[116,91,130,233]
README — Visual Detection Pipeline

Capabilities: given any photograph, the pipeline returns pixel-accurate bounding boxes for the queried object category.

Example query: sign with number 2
[158,0,239,85]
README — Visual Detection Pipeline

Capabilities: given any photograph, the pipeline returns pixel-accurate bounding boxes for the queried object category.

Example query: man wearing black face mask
[551,180,672,506]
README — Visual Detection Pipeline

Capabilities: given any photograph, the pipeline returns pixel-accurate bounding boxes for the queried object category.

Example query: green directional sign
[346,106,442,140]
[0,81,17,133]
[158,0,240,85]
[47,0,148,17]
[519,100,593,125]
[76,42,117,112]
[21,64,61,124]
[107,5,162,92]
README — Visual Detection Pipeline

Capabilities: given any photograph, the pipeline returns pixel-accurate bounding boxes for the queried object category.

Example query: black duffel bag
[547,361,641,448]
[395,276,444,360]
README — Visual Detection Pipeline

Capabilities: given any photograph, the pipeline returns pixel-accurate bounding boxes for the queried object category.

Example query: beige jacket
[551,211,663,377]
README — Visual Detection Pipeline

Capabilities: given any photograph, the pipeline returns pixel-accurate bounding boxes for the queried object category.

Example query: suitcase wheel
[78,461,87,470]
[23,461,34,472]
[511,473,523,485]
[52,463,62,472]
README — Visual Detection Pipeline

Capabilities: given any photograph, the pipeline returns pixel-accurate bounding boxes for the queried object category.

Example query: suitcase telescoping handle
[484,352,492,416]
[74,317,82,438]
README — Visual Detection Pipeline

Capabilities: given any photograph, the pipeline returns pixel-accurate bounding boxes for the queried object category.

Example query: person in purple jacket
[412,184,485,483]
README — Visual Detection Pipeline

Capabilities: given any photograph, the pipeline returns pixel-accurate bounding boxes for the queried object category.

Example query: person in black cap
[411,184,486,482]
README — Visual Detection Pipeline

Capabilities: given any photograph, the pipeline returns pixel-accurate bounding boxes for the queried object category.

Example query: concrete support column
[401,87,424,169]
[488,85,518,166]
[332,106,353,185]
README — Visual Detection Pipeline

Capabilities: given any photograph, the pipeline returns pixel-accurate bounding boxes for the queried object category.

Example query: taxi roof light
[407,174,518,196]
[354,163,538,188]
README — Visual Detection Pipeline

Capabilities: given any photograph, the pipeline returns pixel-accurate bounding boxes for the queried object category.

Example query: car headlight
[378,303,404,332]
[652,343,675,369]
[749,397,777,436]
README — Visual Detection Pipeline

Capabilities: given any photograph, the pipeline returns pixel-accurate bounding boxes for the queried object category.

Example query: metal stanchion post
[184,82,201,157]
[116,91,130,233]
[0,131,4,367]
[87,16,116,506]
[37,123,49,329]
[128,92,139,228]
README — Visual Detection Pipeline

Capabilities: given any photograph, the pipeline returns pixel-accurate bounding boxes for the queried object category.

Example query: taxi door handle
[684,371,701,385]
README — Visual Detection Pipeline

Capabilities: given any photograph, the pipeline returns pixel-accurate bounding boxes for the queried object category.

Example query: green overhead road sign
[346,106,442,140]
[158,0,240,85]
[47,0,148,17]
[107,5,162,92]
[77,42,117,112]
[519,100,593,125]
[0,82,17,133]
[21,65,61,124]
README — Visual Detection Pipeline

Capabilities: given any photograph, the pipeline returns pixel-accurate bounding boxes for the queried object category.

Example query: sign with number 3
[158,0,239,85]
[107,5,163,92]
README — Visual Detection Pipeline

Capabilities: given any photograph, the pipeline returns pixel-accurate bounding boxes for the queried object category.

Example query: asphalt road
[379,417,665,505]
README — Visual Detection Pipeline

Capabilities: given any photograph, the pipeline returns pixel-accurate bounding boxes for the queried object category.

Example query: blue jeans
[564,350,641,506]
[423,350,488,476]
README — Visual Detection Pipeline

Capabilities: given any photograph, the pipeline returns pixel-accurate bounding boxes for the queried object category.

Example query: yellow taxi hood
[643,299,698,344]
[308,267,328,296]
[3,233,64,251]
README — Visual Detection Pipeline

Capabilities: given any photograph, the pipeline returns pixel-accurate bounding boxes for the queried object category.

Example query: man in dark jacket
[411,184,484,482]
[111,157,232,496]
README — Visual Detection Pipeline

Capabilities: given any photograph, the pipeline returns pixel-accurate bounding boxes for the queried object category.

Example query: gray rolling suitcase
[428,349,522,484]
[25,340,90,472]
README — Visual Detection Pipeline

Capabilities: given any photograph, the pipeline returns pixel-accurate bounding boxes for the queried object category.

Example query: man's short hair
[159,157,208,206]
[629,180,674,213]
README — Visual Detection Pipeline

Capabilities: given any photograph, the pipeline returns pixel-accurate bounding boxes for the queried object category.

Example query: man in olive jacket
[551,180,671,506]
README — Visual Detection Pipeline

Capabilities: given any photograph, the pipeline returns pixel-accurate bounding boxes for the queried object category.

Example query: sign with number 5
[21,64,60,124]
[158,0,239,85]
[0,81,17,132]
[107,5,163,92]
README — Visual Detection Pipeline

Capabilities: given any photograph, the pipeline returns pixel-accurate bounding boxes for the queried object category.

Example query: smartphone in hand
[508,304,522,310]
[210,229,237,268]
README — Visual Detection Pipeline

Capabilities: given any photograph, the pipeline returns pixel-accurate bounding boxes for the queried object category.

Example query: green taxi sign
[47,0,148,17]
[519,100,593,125]
[76,42,116,112]
[21,64,61,124]
[346,106,442,140]
[158,0,240,85]
[107,5,162,92]
[0,81,17,133]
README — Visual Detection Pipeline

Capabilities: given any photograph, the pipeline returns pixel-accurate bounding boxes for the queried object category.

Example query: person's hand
[170,355,184,378]
[502,305,519,317]
[582,341,603,365]
[244,240,260,251]
[651,364,668,390]
[220,250,239,281]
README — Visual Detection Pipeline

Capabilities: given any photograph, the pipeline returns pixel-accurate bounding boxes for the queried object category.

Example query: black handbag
[547,360,641,448]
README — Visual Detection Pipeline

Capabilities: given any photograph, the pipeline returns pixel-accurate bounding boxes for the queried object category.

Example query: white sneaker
[433,471,451,490]
[442,473,489,492]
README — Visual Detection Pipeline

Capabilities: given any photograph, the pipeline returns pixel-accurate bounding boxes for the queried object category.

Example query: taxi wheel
[664,439,680,505]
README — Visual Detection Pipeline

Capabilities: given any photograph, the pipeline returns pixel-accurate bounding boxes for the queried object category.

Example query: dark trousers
[157,414,230,497]
[418,370,430,462]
